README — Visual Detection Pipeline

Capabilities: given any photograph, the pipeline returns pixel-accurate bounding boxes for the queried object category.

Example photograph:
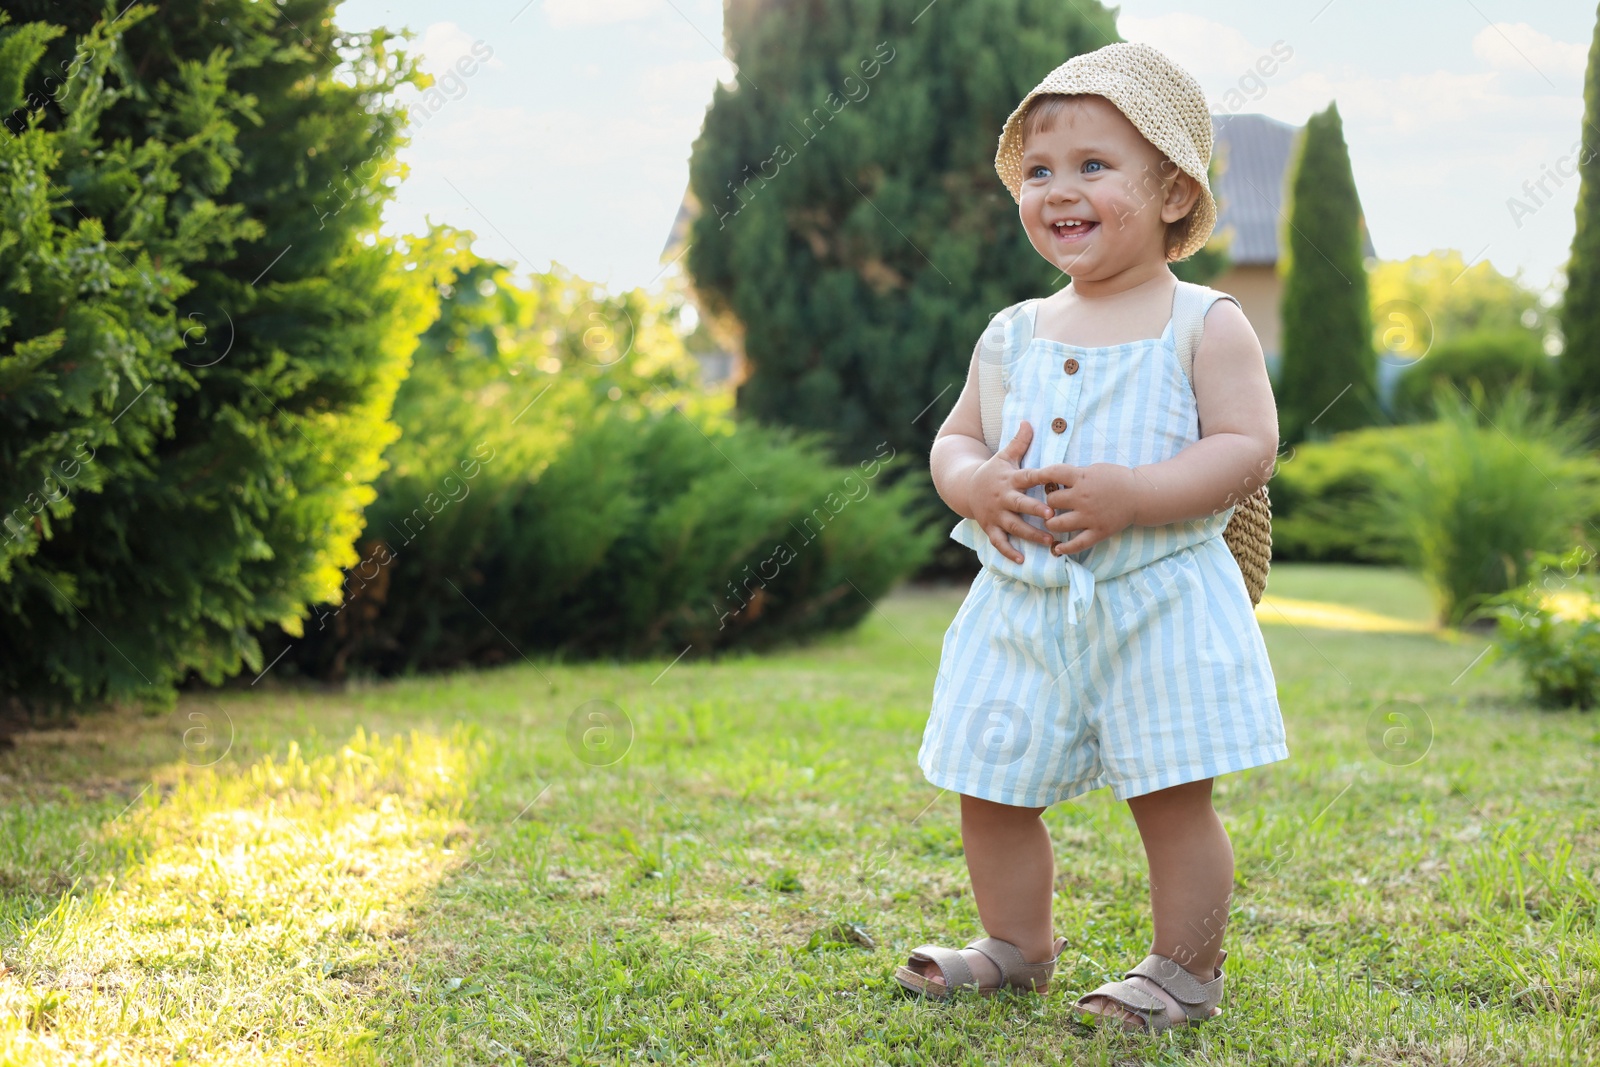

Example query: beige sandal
[895,935,1068,999]
[1075,950,1227,1031]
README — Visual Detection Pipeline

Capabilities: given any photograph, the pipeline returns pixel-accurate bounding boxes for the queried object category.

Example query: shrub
[1267,425,1425,564]
[273,406,936,679]
[1390,330,1556,423]
[1480,546,1600,710]
[1378,381,1600,627]
[0,3,436,716]
[259,244,942,679]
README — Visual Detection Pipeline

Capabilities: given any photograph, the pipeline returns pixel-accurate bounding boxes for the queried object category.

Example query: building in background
[658,193,743,387]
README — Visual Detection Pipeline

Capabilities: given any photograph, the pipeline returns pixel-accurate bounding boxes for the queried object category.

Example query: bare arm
[930,330,1055,562]
[928,370,989,521]
[1127,298,1279,527]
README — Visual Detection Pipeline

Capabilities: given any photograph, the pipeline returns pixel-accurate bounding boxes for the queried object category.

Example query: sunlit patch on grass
[1257,594,1438,633]
[0,726,485,1065]
[1537,589,1600,624]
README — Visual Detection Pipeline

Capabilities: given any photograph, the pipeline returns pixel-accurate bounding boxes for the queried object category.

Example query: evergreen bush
[1277,102,1378,443]
[0,2,436,716]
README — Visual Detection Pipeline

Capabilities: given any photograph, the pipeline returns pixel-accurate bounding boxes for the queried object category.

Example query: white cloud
[414,21,502,73]
[1472,22,1587,82]
[1119,12,1271,80]
[543,0,661,28]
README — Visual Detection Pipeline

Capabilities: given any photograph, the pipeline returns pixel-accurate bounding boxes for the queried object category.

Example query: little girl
[895,42,1289,1031]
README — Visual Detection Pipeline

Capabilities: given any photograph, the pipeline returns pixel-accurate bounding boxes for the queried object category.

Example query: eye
[1027,164,1051,179]
[1083,160,1106,174]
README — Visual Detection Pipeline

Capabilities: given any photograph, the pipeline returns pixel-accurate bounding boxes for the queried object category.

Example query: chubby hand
[964,420,1059,565]
[1019,462,1140,555]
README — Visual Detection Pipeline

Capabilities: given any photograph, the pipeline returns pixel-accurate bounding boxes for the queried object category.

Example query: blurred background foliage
[251,232,941,682]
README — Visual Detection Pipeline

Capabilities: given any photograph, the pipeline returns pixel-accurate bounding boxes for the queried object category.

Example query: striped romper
[917,291,1289,807]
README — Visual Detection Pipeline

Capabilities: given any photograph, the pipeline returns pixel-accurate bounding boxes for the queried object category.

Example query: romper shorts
[918,287,1289,807]
[917,534,1289,807]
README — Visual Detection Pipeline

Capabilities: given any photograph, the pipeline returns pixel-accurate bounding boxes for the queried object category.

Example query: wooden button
[1051,417,1067,433]
[1044,482,1060,492]
[1063,358,1079,374]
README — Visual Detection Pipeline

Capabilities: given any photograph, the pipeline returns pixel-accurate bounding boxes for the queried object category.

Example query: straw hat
[994,42,1217,261]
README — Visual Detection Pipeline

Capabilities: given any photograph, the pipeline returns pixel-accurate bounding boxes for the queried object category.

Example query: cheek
[1095,180,1146,219]
[1019,194,1048,231]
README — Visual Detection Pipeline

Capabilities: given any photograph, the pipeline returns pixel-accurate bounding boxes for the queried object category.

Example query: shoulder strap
[977,298,1037,453]
[1172,281,1242,387]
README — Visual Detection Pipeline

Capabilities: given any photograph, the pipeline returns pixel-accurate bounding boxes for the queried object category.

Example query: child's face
[1017,95,1194,279]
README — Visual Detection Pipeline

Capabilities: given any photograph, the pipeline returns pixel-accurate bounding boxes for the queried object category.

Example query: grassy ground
[1,563,1597,1065]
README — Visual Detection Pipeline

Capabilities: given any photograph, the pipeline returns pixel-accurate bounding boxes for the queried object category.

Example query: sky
[334,0,1596,301]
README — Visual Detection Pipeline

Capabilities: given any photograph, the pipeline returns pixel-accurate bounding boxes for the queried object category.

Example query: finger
[1010,490,1052,520]
[1044,508,1079,533]
[1003,421,1033,460]
[1052,529,1100,555]
[1015,464,1072,490]
[1003,513,1056,547]
[1029,464,1075,486]
[984,524,1024,564]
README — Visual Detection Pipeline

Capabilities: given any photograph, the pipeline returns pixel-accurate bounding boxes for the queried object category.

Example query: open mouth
[1051,219,1098,243]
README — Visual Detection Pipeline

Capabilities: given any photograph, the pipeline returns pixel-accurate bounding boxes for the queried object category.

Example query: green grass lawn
[2,563,1598,1065]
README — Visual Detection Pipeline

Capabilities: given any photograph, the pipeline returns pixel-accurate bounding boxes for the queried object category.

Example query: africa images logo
[714,42,897,229]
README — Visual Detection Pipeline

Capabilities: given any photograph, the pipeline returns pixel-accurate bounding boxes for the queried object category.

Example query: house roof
[661,194,694,260]
[1211,112,1375,266]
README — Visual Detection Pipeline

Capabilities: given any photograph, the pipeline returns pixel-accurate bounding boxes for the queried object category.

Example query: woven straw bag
[974,281,1273,605]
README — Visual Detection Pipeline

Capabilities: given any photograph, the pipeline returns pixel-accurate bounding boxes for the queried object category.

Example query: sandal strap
[1125,953,1225,1010]
[964,937,1058,991]
[907,944,977,991]
[1077,979,1169,1022]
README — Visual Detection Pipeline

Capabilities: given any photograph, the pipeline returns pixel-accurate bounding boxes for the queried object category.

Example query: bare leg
[1079,778,1233,1025]
[908,793,1060,988]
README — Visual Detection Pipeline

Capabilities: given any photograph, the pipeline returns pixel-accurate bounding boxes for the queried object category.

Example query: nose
[1045,175,1078,204]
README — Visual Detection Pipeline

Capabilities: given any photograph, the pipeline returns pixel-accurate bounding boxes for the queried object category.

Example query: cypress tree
[1560,3,1600,420]
[1277,102,1378,444]
[0,2,437,716]
[685,0,1119,468]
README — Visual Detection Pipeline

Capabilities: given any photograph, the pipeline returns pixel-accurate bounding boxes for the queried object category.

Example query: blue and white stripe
[923,293,1287,805]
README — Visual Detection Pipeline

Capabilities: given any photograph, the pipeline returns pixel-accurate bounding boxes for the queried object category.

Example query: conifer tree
[686,0,1119,467]
[1560,3,1600,420]
[1277,102,1379,443]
